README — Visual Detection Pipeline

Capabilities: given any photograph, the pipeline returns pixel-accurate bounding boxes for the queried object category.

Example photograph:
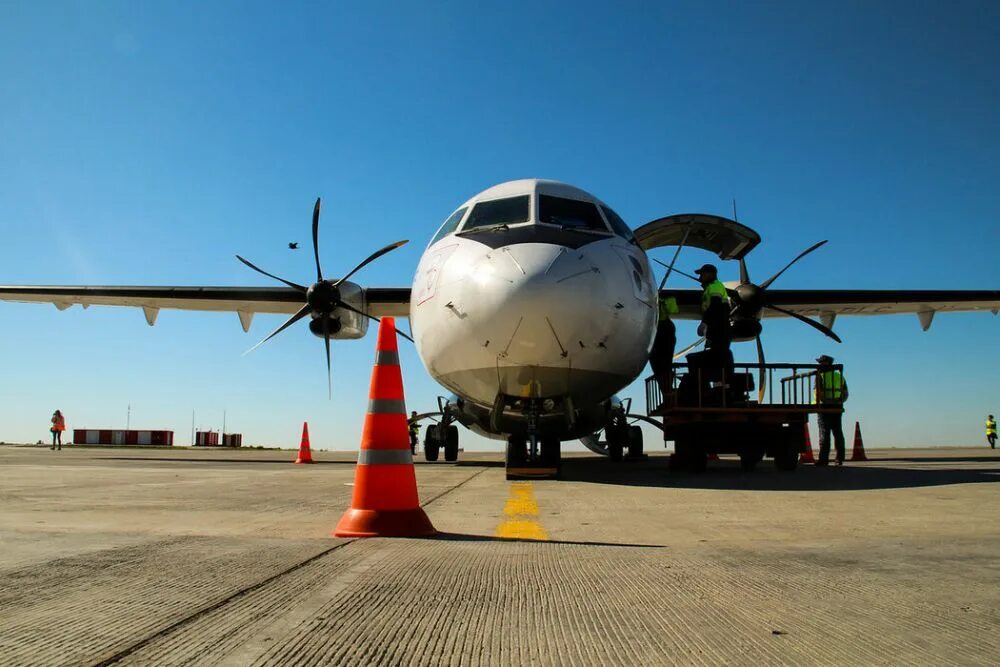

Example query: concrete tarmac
[1,444,998,665]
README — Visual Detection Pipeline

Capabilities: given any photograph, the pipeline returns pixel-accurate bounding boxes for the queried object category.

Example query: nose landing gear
[503,398,562,480]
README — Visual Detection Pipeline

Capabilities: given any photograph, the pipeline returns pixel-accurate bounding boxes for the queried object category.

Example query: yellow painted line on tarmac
[495,482,549,541]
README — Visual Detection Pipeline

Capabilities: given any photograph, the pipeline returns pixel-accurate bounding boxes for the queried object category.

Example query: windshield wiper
[459,223,509,235]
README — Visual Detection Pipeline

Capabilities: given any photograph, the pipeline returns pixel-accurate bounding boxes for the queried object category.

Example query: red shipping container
[73,429,86,445]
[99,430,112,444]
[125,430,138,445]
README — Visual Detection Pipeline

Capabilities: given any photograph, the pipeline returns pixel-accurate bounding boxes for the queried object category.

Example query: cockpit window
[601,205,636,242]
[539,195,609,232]
[462,195,531,230]
[430,206,467,245]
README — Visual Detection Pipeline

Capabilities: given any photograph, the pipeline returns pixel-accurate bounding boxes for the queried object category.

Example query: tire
[608,434,624,462]
[774,448,798,471]
[506,435,527,467]
[740,451,761,472]
[628,425,644,458]
[540,436,560,467]
[689,449,708,473]
[444,425,459,462]
[424,425,440,462]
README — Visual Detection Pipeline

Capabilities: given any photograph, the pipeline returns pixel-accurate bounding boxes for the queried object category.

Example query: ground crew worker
[814,355,848,465]
[694,263,732,355]
[50,410,66,450]
[649,294,678,401]
[408,411,420,454]
[987,415,997,449]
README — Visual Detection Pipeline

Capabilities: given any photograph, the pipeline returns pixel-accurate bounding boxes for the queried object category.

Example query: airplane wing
[0,285,412,328]
[662,288,1000,329]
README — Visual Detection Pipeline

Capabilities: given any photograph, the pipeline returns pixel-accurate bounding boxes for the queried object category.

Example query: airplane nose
[489,244,600,363]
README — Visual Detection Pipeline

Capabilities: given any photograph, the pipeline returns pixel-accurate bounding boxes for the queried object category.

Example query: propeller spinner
[236,197,411,397]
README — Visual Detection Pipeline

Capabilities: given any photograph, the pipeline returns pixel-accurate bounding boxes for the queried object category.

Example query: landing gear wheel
[424,425,440,462]
[506,435,527,469]
[444,425,459,462]
[540,436,561,467]
[627,425,644,459]
[608,435,624,462]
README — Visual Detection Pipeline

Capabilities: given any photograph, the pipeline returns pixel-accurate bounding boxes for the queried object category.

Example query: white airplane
[2,179,998,473]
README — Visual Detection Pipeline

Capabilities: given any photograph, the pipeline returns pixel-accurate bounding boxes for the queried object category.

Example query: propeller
[732,240,840,402]
[731,239,840,343]
[237,197,411,396]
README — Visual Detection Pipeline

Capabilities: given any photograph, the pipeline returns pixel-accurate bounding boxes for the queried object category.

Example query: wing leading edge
[0,285,412,329]
[660,288,1000,329]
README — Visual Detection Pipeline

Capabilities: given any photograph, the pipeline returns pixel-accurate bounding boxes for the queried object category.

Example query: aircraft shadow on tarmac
[435,532,665,549]
[555,456,1000,492]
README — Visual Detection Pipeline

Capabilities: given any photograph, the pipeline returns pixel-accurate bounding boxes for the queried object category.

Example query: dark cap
[816,354,834,364]
[694,263,718,275]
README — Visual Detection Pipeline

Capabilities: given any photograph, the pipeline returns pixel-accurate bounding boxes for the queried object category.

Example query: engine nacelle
[308,309,369,340]
[306,281,369,340]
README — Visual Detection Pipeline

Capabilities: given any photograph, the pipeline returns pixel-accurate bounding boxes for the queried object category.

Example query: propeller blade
[337,301,416,343]
[759,240,828,290]
[765,304,843,343]
[235,256,307,292]
[674,336,705,360]
[242,303,311,355]
[755,335,766,403]
[333,240,409,288]
[322,315,332,399]
[312,198,323,282]
[739,258,750,285]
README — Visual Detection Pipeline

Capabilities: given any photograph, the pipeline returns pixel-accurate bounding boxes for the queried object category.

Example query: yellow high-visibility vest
[988,419,997,436]
[701,280,729,312]
[816,370,846,404]
[658,296,678,321]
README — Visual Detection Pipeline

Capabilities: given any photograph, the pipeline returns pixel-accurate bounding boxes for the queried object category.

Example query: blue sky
[1,1,997,449]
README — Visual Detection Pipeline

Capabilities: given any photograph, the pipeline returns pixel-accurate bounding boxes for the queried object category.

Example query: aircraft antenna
[732,197,738,222]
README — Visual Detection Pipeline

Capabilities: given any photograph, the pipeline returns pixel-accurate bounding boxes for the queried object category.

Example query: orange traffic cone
[294,421,315,464]
[850,421,868,461]
[334,317,436,538]
[800,423,815,463]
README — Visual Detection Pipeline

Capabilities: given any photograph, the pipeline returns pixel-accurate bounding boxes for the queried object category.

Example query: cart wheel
[740,451,761,472]
[690,450,708,473]
[774,448,798,471]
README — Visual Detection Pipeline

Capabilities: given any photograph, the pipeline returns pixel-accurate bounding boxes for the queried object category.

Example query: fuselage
[409,180,657,439]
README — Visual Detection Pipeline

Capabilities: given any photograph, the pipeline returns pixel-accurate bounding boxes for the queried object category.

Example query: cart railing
[644,362,843,414]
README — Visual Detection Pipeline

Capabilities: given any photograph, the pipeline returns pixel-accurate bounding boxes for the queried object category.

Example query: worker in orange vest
[50,410,66,450]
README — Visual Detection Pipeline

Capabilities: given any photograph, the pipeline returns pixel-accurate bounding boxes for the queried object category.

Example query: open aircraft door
[634,213,761,260]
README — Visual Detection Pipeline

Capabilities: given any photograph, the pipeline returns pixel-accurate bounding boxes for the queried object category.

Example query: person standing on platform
[814,356,848,465]
[649,294,678,402]
[50,410,66,450]
[987,415,997,449]
[694,263,732,357]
